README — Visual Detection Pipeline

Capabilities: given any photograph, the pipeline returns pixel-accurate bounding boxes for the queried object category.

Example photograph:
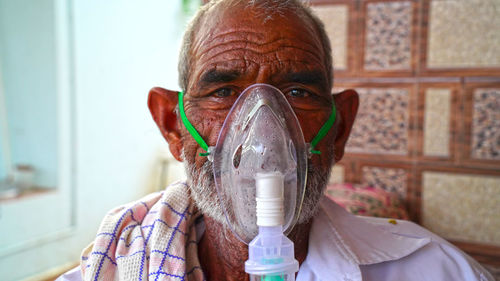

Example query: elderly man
[59,0,493,280]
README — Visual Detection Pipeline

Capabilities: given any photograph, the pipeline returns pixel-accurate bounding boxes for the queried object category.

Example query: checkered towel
[80,181,204,281]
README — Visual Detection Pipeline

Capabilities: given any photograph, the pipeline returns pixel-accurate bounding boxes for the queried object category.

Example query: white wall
[0,55,8,180]
[0,0,58,187]
[0,1,189,280]
[73,0,186,223]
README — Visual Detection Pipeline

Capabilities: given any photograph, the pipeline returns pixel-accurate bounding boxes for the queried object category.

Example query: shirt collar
[305,197,430,279]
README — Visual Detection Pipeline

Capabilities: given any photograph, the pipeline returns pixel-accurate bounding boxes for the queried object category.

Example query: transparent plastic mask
[212,84,308,244]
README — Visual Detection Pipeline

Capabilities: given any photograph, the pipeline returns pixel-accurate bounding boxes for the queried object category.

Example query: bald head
[178,0,333,92]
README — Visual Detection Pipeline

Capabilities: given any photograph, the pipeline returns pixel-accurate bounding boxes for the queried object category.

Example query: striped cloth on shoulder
[81,181,204,281]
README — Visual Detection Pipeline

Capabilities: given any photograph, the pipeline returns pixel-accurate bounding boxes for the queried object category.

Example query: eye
[288,88,310,98]
[212,88,235,98]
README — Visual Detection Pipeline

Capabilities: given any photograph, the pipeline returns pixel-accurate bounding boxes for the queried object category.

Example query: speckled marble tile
[328,165,345,184]
[362,166,407,198]
[422,172,500,246]
[312,5,348,70]
[346,88,409,154]
[428,0,500,68]
[423,88,451,157]
[471,89,500,160]
[364,1,412,70]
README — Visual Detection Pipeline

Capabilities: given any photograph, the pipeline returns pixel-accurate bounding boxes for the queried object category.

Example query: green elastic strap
[178,91,210,156]
[179,91,336,157]
[309,100,337,155]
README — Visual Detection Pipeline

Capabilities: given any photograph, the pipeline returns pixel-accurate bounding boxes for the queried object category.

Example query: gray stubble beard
[182,150,333,230]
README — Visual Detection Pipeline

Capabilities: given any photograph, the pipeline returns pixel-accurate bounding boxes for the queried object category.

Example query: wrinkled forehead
[196,2,319,41]
[189,3,328,82]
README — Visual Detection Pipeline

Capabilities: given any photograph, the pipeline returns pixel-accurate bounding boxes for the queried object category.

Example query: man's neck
[198,216,312,281]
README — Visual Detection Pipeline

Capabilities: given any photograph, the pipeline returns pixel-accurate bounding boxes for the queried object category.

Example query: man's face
[181,4,335,225]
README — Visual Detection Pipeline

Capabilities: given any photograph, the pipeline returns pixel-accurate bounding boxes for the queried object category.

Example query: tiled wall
[312,5,349,70]
[364,1,413,70]
[312,0,500,264]
[346,88,410,155]
[422,172,500,246]
[427,0,500,68]
[471,89,500,160]
[423,88,451,156]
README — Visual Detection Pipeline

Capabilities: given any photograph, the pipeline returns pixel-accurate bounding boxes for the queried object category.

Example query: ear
[148,87,183,162]
[333,89,359,162]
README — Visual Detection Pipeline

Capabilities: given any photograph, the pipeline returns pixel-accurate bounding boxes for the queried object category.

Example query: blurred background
[0,0,196,279]
[0,0,498,280]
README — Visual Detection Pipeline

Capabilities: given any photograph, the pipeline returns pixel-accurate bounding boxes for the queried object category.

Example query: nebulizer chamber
[245,172,299,281]
[212,84,307,281]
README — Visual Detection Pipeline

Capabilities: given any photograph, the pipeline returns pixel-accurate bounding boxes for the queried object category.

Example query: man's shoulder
[358,215,447,242]
[315,197,494,281]
[360,233,494,281]
[357,216,493,280]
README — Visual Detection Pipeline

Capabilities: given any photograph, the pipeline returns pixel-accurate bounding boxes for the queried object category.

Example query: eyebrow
[199,69,241,87]
[282,70,326,86]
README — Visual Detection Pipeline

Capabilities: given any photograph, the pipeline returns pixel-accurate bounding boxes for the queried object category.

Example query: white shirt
[297,197,493,281]
[59,197,494,281]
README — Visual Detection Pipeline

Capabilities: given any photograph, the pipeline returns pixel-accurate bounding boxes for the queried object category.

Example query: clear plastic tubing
[245,172,299,281]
